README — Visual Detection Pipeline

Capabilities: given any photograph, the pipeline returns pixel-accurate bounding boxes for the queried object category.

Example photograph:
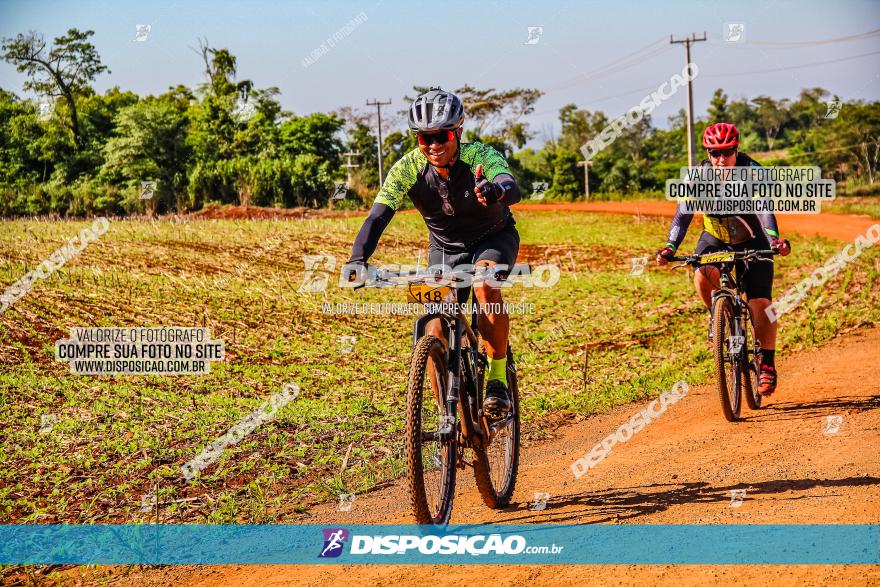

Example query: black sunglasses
[708,147,736,158]
[437,181,454,216]
[418,130,455,146]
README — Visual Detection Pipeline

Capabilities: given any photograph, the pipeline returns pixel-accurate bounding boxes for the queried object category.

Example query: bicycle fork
[411,313,484,446]
[712,290,745,380]
[441,317,462,438]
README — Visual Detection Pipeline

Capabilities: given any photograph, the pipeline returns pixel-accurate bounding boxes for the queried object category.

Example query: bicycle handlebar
[669,249,778,268]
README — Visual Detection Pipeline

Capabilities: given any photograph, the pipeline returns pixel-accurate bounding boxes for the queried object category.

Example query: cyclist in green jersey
[346,88,523,415]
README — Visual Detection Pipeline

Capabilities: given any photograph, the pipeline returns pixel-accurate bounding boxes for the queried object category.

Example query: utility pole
[342,150,360,185]
[670,32,706,167]
[366,98,392,185]
[576,160,592,199]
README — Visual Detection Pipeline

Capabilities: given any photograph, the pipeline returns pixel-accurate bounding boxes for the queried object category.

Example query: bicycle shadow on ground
[501,475,880,524]
[740,394,880,423]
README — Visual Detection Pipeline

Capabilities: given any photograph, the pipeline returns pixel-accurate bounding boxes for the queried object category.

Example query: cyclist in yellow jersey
[657,123,791,395]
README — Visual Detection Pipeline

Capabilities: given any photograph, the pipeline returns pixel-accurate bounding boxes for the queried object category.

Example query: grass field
[1,209,878,525]
[823,195,880,218]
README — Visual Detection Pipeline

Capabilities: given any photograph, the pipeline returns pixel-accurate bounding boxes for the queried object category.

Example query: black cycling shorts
[428,223,520,305]
[694,231,774,300]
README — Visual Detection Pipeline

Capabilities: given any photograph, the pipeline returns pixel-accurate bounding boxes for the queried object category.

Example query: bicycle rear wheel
[405,335,457,524]
[472,347,520,508]
[712,296,742,422]
[742,310,763,411]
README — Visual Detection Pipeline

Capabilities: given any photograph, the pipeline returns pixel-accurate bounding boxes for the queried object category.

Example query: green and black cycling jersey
[348,142,521,264]
[664,152,780,251]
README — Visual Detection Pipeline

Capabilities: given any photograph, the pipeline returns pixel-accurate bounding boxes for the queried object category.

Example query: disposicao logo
[318,528,349,558]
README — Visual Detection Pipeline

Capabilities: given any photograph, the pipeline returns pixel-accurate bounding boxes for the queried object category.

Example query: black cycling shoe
[483,379,511,417]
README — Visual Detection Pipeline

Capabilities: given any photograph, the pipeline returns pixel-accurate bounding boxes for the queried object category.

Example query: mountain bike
[670,249,777,422]
[358,267,520,524]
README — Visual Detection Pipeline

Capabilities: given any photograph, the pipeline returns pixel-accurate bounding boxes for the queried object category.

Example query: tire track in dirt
[106,327,880,586]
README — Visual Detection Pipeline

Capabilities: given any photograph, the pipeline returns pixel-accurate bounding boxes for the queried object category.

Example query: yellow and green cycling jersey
[665,153,780,250]
[373,142,516,252]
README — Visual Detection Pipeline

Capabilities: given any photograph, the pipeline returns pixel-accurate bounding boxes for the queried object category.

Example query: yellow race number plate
[406,283,455,304]
[700,251,735,264]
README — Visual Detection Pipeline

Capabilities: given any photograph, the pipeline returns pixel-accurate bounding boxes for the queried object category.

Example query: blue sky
[1,0,879,147]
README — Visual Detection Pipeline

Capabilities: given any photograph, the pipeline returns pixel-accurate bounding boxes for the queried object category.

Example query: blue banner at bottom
[1,524,878,565]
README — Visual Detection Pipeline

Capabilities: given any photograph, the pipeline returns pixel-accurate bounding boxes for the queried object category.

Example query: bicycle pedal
[483,408,507,421]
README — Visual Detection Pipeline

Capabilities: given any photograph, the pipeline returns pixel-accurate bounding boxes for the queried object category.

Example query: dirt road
[514,201,877,242]
[101,327,880,586]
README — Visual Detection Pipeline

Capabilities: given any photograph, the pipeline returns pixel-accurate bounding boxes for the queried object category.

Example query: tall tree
[1,29,109,148]
[101,97,191,214]
[557,104,608,153]
[752,96,790,151]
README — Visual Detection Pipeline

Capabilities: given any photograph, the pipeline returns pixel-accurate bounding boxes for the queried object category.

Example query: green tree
[0,89,46,215]
[557,104,608,154]
[74,87,139,178]
[343,122,379,190]
[382,130,417,176]
[707,89,729,122]
[752,96,790,151]
[278,113,344,168]
[234,87,285,158]
[188,41,259,163]
[511,147,554,197]
[102,97,191,214]
[796,100,880,185]
[548,148,581,199]
[2,29,109,149]
[0,89,44,186]
[785,87,830,145]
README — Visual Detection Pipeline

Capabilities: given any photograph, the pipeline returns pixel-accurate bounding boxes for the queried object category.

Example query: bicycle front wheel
[742,310,763,411]
[473,347,520,508]
[713,296,742,422]
[405,335,457,524]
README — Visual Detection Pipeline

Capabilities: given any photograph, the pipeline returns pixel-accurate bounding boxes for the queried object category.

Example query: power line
[572,51,880,104]
[551,45,671,90]
[532,83,659,118]
[543,37,671,94]
[717,28,880,51]
[581,83,666,106]
[702,50,880,78]
[535,28,879,118]
[533,50,880,122]
[530,30,879,130]
[534,40,672,116]
[745,27,880,47]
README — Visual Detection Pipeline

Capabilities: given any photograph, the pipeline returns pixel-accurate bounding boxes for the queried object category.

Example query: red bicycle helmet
[703,122,739,149]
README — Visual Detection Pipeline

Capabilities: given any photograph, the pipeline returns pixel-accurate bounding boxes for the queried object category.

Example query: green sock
[487,356,507,385]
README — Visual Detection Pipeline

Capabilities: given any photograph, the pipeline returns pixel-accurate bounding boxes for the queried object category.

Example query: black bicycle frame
[708,262,751,362]
[412,300,483,446]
